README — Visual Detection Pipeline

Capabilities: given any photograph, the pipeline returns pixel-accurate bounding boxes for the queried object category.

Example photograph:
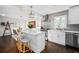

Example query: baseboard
[46,40,66,47]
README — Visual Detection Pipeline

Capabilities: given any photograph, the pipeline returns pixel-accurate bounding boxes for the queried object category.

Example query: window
[53,15,67,29]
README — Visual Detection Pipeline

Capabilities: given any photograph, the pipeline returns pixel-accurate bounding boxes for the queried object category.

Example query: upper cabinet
[69,6,79,24]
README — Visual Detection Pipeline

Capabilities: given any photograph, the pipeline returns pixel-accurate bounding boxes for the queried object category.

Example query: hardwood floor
[42,41,79,53]
[0,35,79,53]
[0,35,18,53]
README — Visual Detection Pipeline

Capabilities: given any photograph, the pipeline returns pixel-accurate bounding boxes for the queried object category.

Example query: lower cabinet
[48,30,78,47]
[48,30,65,45]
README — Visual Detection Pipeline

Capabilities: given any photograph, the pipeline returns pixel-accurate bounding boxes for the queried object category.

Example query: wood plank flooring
[0,35,79,53]
[42,41,79,53]
[0,35,18,53]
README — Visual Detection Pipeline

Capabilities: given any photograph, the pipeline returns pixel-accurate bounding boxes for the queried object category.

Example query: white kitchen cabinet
[69,6,79,24]
[48,30,65,45]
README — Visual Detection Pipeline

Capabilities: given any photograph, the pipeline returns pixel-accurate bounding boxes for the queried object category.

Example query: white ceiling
[0,5,73,19]
[20,5,73,15]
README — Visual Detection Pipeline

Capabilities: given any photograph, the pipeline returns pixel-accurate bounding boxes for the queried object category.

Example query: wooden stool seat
[16,38,31,53]
[13,32,33,53]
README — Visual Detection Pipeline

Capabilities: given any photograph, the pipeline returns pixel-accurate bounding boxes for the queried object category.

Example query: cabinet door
[58,31,65,45]
[48,30,65,45]
[48,30,58,42]
[69,6,79,24]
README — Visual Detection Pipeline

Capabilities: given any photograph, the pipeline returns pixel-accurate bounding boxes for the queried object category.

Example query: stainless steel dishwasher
[65,32,78,48]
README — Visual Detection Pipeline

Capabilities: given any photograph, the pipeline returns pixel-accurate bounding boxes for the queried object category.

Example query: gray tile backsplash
[67,24,79,31]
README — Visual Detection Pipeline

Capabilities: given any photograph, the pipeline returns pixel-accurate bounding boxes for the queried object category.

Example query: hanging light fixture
[29,6,35,18]
[28,6,43,19]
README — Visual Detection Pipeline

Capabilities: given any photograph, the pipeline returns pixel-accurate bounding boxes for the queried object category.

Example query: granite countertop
[65,30,79,33]
[47,29,79,33]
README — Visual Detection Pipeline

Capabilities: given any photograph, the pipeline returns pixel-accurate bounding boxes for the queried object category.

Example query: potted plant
[28,22,33,29]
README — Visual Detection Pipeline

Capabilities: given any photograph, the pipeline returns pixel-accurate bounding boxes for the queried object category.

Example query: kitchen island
[21,31,45,53]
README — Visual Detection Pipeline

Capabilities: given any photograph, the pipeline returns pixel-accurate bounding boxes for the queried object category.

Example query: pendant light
[29,6,35,18]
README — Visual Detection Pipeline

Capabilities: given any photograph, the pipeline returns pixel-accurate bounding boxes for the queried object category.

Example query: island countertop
[22,30,45,35]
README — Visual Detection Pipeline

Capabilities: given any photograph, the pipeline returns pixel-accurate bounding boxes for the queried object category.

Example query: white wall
[0,16,22,35]
[0,5,29,29]
[0,5,43,35]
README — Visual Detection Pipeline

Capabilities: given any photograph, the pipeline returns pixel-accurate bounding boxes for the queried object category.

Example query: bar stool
[13,30,32,53]
[16,35,31,53]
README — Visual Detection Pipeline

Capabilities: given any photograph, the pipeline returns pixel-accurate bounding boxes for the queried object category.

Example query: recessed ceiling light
[1,14,5,16]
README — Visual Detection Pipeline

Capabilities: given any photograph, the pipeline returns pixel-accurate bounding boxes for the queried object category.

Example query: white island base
[23,31,45,53]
